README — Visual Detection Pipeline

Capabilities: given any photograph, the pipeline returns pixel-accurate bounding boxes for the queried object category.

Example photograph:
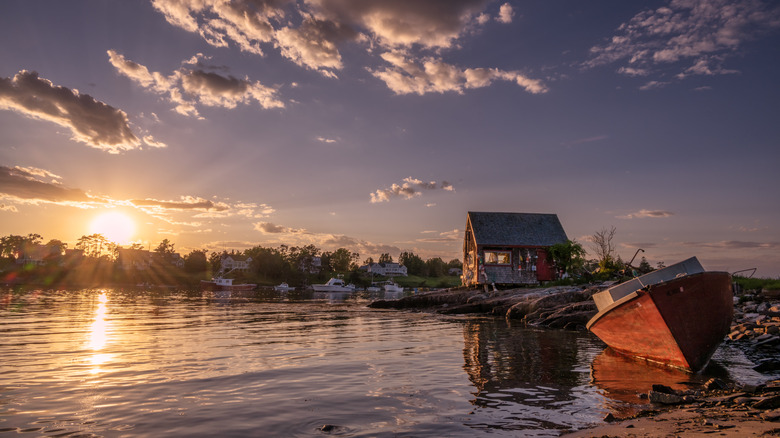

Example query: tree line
[0,233,462,287]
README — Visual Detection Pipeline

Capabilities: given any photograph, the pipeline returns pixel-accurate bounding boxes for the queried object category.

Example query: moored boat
[383,281,403,293]
[201,277,257,291]
[586,257,732,372]
[274,282,295,291]
[312,278,355,292]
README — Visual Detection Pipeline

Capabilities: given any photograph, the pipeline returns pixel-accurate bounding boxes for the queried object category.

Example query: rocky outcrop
[369,285,601,330]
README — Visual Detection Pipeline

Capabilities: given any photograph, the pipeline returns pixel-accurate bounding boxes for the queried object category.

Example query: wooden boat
[586,257,732,372]
[201,277,257,291]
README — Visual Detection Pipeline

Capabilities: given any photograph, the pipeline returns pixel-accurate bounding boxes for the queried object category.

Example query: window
[483,250,511,265]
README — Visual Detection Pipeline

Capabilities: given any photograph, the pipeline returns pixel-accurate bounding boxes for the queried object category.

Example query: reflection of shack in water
[461,319,587,406]
[589,348,729,417]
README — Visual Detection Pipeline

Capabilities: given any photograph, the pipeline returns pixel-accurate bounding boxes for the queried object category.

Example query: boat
[201,277,257,291]
[586,257,732,372]
[274,282,295,292]
[367,285,381,292]
[383,281,403,293]
[312,278,356,292]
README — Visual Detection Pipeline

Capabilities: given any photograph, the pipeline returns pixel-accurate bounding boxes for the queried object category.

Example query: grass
[733,276,780,291]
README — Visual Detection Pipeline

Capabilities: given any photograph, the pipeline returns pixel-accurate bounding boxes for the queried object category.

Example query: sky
[1,0,779,277]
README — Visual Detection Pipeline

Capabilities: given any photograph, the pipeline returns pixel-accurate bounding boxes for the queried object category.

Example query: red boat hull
[587,272,732,371]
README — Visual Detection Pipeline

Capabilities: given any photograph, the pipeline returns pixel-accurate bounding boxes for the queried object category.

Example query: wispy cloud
[681,240,780,250]
[370,177,454,203]
[585,0,780,85]
[371,50,548,95]
[130,196,230,211]
[108,51,284,117]
[0,71,159,153]
[149,0,545,95]
[416,229,460,243]
[618,209,675,219]
[563,134,608,146]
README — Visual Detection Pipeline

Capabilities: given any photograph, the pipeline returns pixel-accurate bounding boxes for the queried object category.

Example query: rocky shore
[369,283,780,436]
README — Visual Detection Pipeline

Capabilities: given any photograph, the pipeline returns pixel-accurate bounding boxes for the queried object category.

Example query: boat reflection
[589,348,727,417]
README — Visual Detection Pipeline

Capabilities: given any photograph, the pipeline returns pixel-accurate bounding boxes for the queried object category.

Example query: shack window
[484,250,511,265]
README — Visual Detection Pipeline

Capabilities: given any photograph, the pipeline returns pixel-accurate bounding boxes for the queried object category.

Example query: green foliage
[733,276,780,291]
[424,257,447,277]
[378,253,393,263]
[547,239,586,276]
[399,251,425,276]
[183,250,209,273]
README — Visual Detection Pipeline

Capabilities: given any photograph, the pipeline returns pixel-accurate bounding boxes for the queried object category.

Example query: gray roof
[467,212,568,247]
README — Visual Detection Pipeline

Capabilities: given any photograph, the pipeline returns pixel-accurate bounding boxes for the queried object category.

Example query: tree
[154,239,176,263]
[590,226,617,270]
[328,248,359,273]
[399,251,425,276]
[424,257,447,277]
[547,240,586,276]
[362,256,375,266]
[0,234,42,259]
[638,256,654,274]
[183,250,209,273]
[76,234,116,259]
[378,253,393,263]
[446,259,463,270]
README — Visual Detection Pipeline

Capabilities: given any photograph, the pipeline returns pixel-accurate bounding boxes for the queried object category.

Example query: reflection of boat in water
[383,281,403,293]
[590,348,713,417]
[367,285,381,292]
[273,282,295,291]
[586,257,732,372]
[311,278,356,292]
[201,277,257,291]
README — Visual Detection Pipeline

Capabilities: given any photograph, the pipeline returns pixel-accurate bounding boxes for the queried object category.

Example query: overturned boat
[586,257,733,372]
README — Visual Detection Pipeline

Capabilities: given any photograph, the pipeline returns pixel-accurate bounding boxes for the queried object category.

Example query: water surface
[0,288,769,437]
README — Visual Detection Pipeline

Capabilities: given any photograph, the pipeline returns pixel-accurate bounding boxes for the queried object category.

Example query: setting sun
[90,211,136,245]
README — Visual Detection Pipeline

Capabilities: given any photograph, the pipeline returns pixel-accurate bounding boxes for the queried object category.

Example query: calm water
[0,288,771,437]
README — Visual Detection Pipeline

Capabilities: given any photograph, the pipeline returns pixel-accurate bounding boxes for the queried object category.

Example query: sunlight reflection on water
[0,287,771,437]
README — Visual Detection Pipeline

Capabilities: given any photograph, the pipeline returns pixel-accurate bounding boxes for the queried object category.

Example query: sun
[90,211,136,245]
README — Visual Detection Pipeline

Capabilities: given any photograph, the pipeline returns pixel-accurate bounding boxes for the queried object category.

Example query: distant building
[462,211,568,286]
[16,243,48,266]
[360,262,408,277]
[117,248,153,270]
[221,254,253,272]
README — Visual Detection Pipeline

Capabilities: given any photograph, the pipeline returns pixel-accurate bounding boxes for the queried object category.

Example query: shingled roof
[466,212,568,247]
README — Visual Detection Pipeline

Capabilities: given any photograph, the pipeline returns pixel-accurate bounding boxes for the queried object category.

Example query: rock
[760,408,780,421]
[649,390,685,405]
[753,394,780,410]
[753,359,780,373]
[705,378,729,391]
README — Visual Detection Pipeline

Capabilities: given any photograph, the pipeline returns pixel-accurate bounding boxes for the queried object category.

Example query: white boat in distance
[274,282,295,291]
[383,281,403,293]
[312,278,356,292]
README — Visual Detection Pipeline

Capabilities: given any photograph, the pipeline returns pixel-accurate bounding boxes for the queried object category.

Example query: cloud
[585,0,780,83]
[681,240,780,250]
[497,3,514,24]
[108,51,284,117]
[617,209,675,219]
[416,229,461,243]
[0,165,94,205]
[370,177,455,203]
[564,134,608,146]
[131,196,230,211]
[149,0,538,94]
[316,136,338,143]
[370,51,548,95]
[0,71,151,153]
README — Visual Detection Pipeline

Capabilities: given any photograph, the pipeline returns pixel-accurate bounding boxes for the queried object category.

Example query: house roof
[466,212,568,247]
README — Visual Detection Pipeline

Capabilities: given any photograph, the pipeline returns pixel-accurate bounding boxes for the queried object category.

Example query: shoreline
[370,284,780,436]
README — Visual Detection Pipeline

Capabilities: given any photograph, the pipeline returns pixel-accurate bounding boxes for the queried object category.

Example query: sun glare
[90,211,136,245]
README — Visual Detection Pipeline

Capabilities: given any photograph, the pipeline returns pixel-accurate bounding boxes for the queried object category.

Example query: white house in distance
[221,254,253,272]
[361,262,408,277]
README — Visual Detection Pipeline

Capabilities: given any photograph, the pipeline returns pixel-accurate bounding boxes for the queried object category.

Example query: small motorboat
[383,281,403,293]
[274,282,295,291]
[586,257,732,372]
[201,277,257,291]
[312,278,356,292]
